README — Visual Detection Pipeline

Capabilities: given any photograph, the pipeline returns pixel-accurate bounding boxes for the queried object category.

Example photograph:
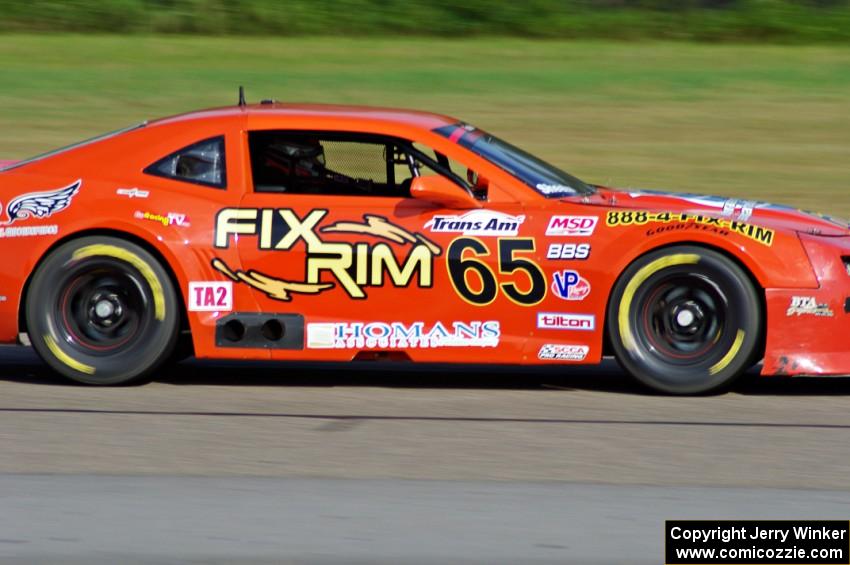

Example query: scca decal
[213,209,441,301]
[605,210,774,246]
[446,237,547,307]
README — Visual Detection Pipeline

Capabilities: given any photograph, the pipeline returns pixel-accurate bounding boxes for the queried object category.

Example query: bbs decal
[546,243,590,260]
[447,237,546,306]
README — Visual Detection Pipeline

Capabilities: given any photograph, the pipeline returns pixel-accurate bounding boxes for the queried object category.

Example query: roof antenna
[238,86,246,107]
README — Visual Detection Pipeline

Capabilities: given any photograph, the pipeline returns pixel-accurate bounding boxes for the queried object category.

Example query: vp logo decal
[551,270,590,301]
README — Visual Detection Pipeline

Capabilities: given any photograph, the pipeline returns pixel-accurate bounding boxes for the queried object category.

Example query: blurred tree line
[1,0,849,41]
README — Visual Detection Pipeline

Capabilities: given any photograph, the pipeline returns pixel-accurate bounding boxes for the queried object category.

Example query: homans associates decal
[307,320,501,349]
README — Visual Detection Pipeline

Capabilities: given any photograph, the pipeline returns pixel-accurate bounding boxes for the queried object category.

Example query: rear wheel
[26,236,179,385]
[608,246,761,394]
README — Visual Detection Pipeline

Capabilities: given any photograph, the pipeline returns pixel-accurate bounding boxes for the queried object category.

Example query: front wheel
[608,246,762,395]
[26,236,180,385]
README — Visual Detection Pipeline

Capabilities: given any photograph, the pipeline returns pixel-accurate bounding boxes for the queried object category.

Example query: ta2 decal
[188,282,233,312]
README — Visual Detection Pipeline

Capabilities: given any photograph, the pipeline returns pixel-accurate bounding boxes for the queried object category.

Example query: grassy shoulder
[1,35,848,215]
[2,1,850,42]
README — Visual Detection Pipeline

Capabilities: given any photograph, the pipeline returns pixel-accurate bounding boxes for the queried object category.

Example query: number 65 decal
[447,237,547,306]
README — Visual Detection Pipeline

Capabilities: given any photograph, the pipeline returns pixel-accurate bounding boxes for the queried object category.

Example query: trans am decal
[1,180,80,225]
[306,320,500,349]
[606,210,775,246]
[213,209,441,301]
[425,210,525,237]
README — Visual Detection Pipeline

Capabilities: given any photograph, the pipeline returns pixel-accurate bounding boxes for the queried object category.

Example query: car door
[213,128,535,362]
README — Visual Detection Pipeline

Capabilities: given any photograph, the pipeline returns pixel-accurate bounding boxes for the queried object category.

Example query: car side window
[249,131,472,197]
[144,136,226,188]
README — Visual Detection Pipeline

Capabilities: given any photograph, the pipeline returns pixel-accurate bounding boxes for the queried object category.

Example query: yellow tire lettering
[618,254,701,352]
[72,244,166,321]
[44,334,95,375]
[709,329,745,375]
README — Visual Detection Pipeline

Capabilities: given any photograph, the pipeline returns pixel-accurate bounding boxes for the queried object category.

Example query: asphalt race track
[3,344,850,563]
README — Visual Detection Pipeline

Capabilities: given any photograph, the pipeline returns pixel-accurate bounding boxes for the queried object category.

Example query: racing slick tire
[26,236,180,385]
[608,245,762,395]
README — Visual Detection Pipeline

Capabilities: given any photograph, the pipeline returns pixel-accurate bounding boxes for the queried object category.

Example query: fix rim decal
[213,209,442,301]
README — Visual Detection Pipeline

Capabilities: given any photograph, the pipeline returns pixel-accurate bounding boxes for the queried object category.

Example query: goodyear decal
[606,211,775,247]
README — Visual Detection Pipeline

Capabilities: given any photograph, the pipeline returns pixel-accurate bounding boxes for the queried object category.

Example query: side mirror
[410,175,481,209]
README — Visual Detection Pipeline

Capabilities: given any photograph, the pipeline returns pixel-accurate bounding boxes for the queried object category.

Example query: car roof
[149,103,459,131]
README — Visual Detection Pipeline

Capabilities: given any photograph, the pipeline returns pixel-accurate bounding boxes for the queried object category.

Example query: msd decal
[545,216,597,236]
[188,282,233,312]
[425,210,525,237]
[552,270,591,301]
[537,313,595,331]
[306,320,500,349]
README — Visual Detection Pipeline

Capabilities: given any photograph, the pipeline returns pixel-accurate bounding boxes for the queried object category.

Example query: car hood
[578,187,850,237]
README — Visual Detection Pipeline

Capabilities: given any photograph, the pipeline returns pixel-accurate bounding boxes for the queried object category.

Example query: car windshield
[433,123,593,197]
[0,122,147,173]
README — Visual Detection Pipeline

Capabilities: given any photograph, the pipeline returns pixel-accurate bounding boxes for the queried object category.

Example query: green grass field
[1,35,848,215]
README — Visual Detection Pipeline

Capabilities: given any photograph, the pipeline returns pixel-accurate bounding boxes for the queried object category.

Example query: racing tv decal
[605,210,775,246]
[213,209,441,301]
[1,180,81,225]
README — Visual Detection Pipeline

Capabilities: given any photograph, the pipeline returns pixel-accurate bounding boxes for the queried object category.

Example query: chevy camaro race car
[0,97,846,394]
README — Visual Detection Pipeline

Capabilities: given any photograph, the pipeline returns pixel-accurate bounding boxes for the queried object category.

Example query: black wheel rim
[636,272,732,367]
[54,258,153,355]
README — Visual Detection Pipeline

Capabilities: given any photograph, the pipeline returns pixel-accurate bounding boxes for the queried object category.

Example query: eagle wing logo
[4,180,81,224]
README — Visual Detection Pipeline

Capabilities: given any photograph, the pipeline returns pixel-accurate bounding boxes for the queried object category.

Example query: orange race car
[0,94,846,394]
